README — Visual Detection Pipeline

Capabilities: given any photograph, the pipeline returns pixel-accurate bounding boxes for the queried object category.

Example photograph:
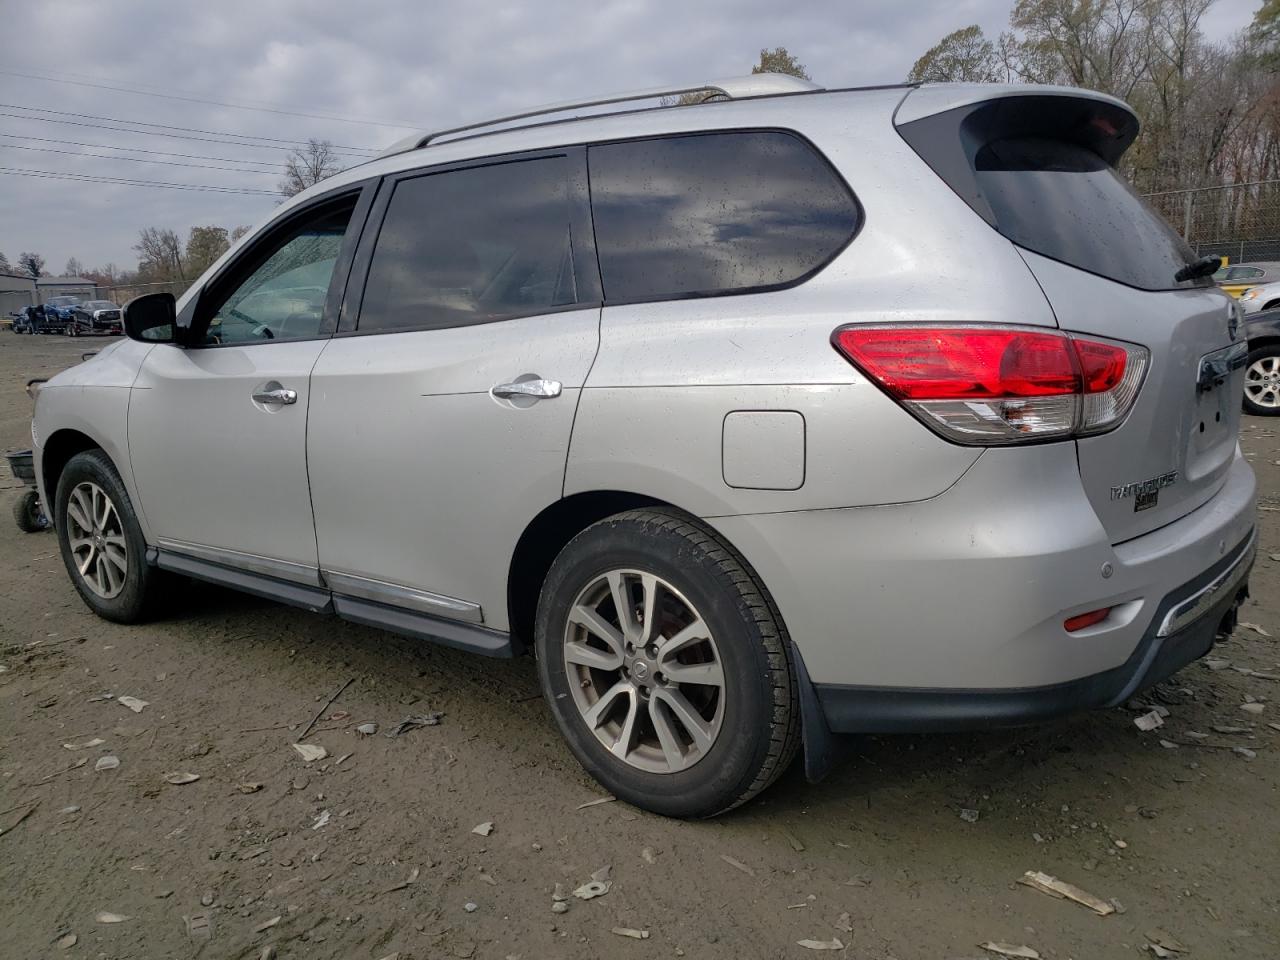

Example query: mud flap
[791,642,834,783]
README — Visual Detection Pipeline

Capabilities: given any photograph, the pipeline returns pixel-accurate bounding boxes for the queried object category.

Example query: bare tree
[134,228,186,284]
[64,257,85,278]
[18,252,45,280]
[280,139,342,198]
[0,251,10,272]
[230,224,253,243]
[908,25,1004,82]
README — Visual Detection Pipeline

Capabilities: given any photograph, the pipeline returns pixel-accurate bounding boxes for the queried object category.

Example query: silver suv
[31,76,1257,817]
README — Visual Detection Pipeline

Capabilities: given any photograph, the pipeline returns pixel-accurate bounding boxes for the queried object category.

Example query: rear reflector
[832,325,1148,444]
[1064,607,1112,632]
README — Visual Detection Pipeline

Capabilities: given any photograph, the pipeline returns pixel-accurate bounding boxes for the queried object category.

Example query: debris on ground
[471,821,493,836]
[184,913,211,940]
[163,772,200,785]
[94,756,119,772]
[1134,710,1165,732]
[0,803,38,837]
[1203,658,1232,671]
[980,944,1040,959]
[291,743,327,763]
[1018,871,1115,916]
[311,810,330,830]
[834,912,853,933]
[552,883,569,902]
[782,829,806,852]
[355,722,378,736]
[641,847,657,864]
[117,696,149,713]
[797,937,844,950]
[612,927,649,939]
[55,933,76,948]
[551,901,569,914]
[95,912,131,923]
[576,795,616,809]
[237,782,263,794]
[87,693,114,702]
[296,677,354,743]
[1241,702,1265,714]
[1234,747,1257,760]
[1144,929,1188,956]
[573,866,613,900]
[385,713,443,738]
[719,854,756,877]
[959,807,980,823]
[62,737,105,750]
[463,902,478,913]
[252,915,282,933]
[1238,621,1271,637]
[382,867,420,894]
[1212,725,1251,734]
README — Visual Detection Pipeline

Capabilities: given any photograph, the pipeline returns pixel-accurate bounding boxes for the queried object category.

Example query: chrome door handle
[252,388,297,405]
[492,378,562,400]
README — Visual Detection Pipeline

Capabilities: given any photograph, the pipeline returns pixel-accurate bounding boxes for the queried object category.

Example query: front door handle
[252,387,298,405]
[491,378,562,400]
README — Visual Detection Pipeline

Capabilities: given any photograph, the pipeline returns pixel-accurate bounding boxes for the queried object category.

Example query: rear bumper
[813,527,1253,732]
[708,442,1257,728]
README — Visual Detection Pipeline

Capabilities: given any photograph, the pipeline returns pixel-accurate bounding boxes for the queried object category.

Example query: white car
[1239,280,1280,315]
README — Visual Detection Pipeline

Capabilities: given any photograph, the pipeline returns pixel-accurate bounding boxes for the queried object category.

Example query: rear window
[588,131,858,302]
[974,137,1199,291]
[898,96,1203,292]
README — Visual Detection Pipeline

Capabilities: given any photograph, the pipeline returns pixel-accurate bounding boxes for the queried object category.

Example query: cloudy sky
[0,0,1260,277]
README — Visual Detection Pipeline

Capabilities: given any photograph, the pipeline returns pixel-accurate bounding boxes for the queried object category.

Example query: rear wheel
[55,449,161,622]
[535,509,800,818]
[1243,346,1280,416]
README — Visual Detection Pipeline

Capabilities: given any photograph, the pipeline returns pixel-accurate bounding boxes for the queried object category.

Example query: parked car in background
[1242,305,1280,415]
[1216,261,1279,299]
[29,78,1256,817]
[17,303,70,334]
[43,296,83,322]
[69,300,123,336]
[1237,279,1280,316]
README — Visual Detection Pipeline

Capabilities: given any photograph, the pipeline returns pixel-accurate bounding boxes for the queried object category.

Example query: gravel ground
[1,333,1277,959]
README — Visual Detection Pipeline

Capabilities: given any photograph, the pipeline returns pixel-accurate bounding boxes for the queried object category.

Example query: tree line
[905,0,1280,197]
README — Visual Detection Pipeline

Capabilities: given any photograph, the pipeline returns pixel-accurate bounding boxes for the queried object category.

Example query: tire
[12,490,48,532]
[54,449,161,622]
[68,323,79,338]
[535,509,800,818]
[1243,345,1280,416]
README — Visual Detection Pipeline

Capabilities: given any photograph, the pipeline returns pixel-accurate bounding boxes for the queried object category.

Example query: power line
[0,141,279,176]
[0,68,419,130]
[0,110,377,159]
[0,132,281,168]
[0,103,381,153]
[0,166,279,196]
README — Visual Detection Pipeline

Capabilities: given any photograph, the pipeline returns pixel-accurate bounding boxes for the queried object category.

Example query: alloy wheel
[563,569,726,773]
[65,481,128,599]
[1246,355,1280,410]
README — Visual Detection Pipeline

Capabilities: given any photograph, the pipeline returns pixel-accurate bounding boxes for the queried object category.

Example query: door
[128,189,370,582]
[308,149,601,628]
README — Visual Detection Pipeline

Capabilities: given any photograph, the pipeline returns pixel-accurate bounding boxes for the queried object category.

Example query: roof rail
[378,73,823,158]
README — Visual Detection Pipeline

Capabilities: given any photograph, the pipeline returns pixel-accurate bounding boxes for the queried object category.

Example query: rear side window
[359,156,576,332]
[588,131,858,301]
[898,96,1202,292]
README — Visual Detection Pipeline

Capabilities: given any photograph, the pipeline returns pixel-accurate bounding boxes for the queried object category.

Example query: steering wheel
[226,307,274,340]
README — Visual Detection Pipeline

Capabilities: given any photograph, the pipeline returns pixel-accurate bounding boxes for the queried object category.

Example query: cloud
[0,0,1259,274]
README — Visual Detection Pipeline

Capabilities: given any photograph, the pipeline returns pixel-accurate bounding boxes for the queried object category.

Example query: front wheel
[1243,346,1280,416]
[55,449,162,622]
[535,509,800,818]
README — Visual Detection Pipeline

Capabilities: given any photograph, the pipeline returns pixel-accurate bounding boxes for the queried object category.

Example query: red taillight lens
[832,326,1146,445]
[1064,607,1112,632]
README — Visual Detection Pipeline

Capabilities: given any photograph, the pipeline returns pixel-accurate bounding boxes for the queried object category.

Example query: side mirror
[122,292,176,343]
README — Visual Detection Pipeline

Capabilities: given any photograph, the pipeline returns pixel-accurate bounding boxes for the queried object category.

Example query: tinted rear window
[974,137,1198,291]
[588,131,858,301]
[359,156,576,332]
[898,96,1202,292]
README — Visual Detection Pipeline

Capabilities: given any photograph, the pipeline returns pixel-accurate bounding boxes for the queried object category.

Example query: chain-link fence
[1144,179,1280,265]
[98,279,189,306]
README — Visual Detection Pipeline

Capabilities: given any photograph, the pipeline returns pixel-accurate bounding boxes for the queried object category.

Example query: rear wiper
[1174,255,1221,283]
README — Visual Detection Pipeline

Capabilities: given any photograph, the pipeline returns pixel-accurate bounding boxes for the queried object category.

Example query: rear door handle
[252,387,298,405]
[491,378,562,400]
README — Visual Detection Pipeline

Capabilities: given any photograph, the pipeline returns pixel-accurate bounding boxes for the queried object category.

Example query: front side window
[359,156,576,333]
[202,200,354,344]
[587,131,859,302]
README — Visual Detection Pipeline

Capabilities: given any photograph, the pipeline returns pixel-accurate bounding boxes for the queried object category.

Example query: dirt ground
[1,332,1277,960]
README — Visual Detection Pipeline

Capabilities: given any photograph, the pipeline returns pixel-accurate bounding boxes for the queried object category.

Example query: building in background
[0,271,38,315]
[35,275,100,304]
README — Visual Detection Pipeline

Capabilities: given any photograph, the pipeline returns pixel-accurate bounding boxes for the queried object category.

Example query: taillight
[832,325,1147,445]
